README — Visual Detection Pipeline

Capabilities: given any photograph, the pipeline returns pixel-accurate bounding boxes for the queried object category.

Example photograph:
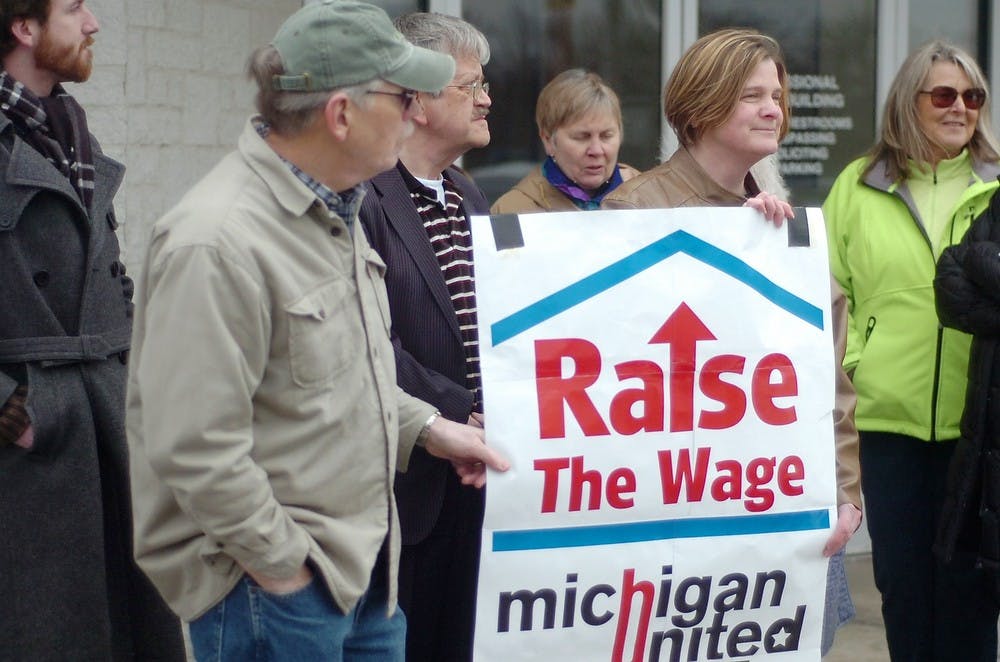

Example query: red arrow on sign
[649,302,716,432]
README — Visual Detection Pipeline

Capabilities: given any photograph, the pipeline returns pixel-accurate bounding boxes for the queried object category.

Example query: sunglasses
[366,89,418,112]
[918,85,987,110]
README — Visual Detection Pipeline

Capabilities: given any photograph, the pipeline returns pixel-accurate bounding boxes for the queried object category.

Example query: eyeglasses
[448,80,490,101]
[366,89,418,112]
[918,86,987,110]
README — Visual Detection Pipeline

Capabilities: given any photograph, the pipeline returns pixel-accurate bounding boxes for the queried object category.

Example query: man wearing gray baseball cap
[125,2,509,660]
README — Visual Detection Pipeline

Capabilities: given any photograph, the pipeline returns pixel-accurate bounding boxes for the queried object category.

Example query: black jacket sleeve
[936,189,1000,337]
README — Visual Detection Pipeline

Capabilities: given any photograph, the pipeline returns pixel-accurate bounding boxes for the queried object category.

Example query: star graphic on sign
[770,625,792,648]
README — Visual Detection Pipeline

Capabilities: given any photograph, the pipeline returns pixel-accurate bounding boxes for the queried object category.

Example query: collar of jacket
[668,146,762,204]
[0,112,123,230]
[863,152,1000,195]
[239,116,366,225]
[860,153,1000,230]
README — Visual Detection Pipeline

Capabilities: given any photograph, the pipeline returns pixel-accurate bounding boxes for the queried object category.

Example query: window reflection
[910,0,980,60]
[699,0,877,206]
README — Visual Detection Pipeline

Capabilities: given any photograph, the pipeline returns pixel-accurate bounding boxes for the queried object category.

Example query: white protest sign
[471,207,836,662]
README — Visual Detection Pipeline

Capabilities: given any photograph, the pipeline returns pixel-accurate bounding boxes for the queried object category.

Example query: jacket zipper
[930,325,943,442]
[905,184,942,440]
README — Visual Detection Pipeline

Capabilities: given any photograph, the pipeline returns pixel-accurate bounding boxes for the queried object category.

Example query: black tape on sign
[490,214,525,250]
[787,207,810,247]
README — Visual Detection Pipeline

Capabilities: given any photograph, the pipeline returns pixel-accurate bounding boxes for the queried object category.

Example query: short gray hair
[392,12,490,66]
[246,44,379,135]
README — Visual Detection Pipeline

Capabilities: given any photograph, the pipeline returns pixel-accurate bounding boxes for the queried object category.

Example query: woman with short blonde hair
[492,69,639,213]
[664,28,790,149]
[604,28,792,214]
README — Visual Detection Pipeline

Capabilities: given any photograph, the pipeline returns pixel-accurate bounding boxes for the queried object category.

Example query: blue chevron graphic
[490,230,824,346]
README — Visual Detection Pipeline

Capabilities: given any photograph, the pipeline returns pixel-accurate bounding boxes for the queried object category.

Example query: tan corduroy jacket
[126,118,436,621]
[603,148,862,510]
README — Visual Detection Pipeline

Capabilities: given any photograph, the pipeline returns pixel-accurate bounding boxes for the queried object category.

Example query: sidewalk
[825,553,890,661]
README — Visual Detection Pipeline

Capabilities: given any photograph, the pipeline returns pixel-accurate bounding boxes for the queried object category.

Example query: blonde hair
[664,28,789,147]
[866,40,1000,180]
[535,69,623,138]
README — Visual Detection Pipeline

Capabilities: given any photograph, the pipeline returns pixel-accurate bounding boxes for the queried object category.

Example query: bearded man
[0,1,184,659]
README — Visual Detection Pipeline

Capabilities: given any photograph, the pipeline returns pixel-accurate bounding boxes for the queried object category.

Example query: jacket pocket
[286,278,356,388]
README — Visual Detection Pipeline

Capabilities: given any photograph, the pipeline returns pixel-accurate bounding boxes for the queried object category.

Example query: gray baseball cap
[270,0,455,93]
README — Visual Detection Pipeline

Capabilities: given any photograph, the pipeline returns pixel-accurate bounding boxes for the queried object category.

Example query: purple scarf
[542,156,624,210]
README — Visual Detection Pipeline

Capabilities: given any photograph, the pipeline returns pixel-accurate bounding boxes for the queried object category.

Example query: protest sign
[471,207,837,661]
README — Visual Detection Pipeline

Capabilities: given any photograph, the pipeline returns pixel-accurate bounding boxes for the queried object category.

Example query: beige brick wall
[66,0,300,272]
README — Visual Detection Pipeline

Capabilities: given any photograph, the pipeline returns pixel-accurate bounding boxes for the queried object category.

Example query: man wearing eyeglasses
[126,3,508,660]
[358,11,493,662]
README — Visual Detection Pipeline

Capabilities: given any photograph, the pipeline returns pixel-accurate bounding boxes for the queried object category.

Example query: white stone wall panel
[67,0,299,268]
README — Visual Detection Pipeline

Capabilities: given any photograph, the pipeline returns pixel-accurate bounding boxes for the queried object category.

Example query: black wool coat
[0,113,183,660]
[935,181,1000,586]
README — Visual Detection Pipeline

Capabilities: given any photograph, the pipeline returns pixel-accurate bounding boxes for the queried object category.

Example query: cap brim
[383,44,455,93]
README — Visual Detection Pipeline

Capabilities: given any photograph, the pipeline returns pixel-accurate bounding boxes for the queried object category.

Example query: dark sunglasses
[918,85,987,110]
[366,89,418,112]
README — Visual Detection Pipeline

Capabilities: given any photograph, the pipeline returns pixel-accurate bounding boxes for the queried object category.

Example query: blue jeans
[189,567,405,662]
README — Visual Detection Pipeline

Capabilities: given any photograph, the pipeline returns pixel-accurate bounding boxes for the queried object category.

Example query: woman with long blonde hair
[824,40,1000,660]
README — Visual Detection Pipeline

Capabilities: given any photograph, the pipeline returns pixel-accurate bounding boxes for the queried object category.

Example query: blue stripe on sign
[491,509,830,552]
[490,230,824,346]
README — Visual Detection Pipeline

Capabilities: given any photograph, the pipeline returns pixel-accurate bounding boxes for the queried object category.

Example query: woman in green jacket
[823,40,1000,661]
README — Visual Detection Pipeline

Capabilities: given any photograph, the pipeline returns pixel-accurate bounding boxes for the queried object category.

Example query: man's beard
[35,30,94,83]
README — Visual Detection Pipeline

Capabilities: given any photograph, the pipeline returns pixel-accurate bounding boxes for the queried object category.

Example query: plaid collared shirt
[253,119,363,229]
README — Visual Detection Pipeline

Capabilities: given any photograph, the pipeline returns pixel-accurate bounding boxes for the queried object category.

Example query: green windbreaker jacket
[823,154,1000,441]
